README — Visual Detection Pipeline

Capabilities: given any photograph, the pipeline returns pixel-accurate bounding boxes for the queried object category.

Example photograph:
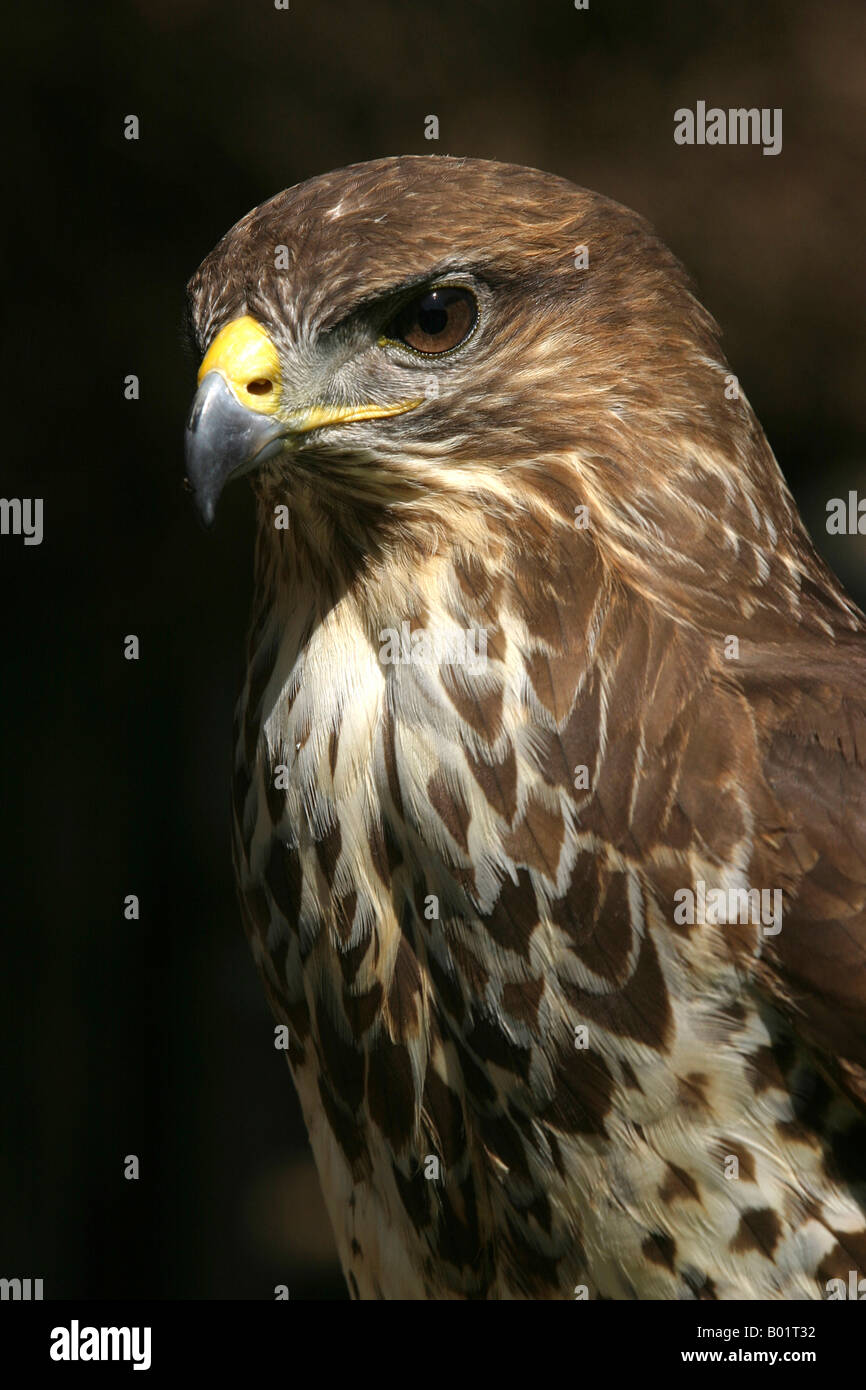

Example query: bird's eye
[385,287,477,355]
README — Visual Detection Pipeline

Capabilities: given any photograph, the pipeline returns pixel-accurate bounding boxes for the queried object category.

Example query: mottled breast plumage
[185,156,866,1300]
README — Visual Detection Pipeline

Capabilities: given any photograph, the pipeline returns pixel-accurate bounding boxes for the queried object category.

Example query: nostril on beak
[246,378,273,396]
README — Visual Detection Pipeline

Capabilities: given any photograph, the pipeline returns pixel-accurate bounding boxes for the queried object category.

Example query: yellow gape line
[295,399,424,432]
[198,316,282,414]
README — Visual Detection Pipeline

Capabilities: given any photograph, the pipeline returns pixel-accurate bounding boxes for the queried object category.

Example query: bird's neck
[249,470,568,641]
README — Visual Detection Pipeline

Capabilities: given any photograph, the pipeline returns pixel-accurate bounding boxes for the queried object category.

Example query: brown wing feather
[741,636,866,1107]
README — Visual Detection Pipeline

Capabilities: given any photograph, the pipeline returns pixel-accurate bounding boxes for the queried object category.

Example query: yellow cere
[198,315,282,414]
[198,316,425,431]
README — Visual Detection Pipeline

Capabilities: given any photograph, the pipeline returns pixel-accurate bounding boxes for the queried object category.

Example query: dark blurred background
[2,0,864,1299]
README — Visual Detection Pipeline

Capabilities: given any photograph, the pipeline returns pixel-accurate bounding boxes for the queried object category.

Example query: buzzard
[184,156,866,1300]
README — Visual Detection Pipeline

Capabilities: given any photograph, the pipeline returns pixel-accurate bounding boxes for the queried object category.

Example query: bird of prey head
[187,160,788,608]
[184,157,866,1301]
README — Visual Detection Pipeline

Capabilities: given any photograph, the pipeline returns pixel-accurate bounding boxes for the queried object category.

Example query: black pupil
[418,295,449,336]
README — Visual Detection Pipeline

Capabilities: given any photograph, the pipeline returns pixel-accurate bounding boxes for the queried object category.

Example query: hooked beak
[184,313,426,526]
[184,371,286,526]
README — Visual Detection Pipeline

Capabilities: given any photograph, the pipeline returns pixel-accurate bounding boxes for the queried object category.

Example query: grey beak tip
[193,491,217,529]
[182,475,217,529]
[184,371,284,527]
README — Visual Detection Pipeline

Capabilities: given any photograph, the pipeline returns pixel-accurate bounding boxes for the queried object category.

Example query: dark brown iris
[387,287,477,354]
